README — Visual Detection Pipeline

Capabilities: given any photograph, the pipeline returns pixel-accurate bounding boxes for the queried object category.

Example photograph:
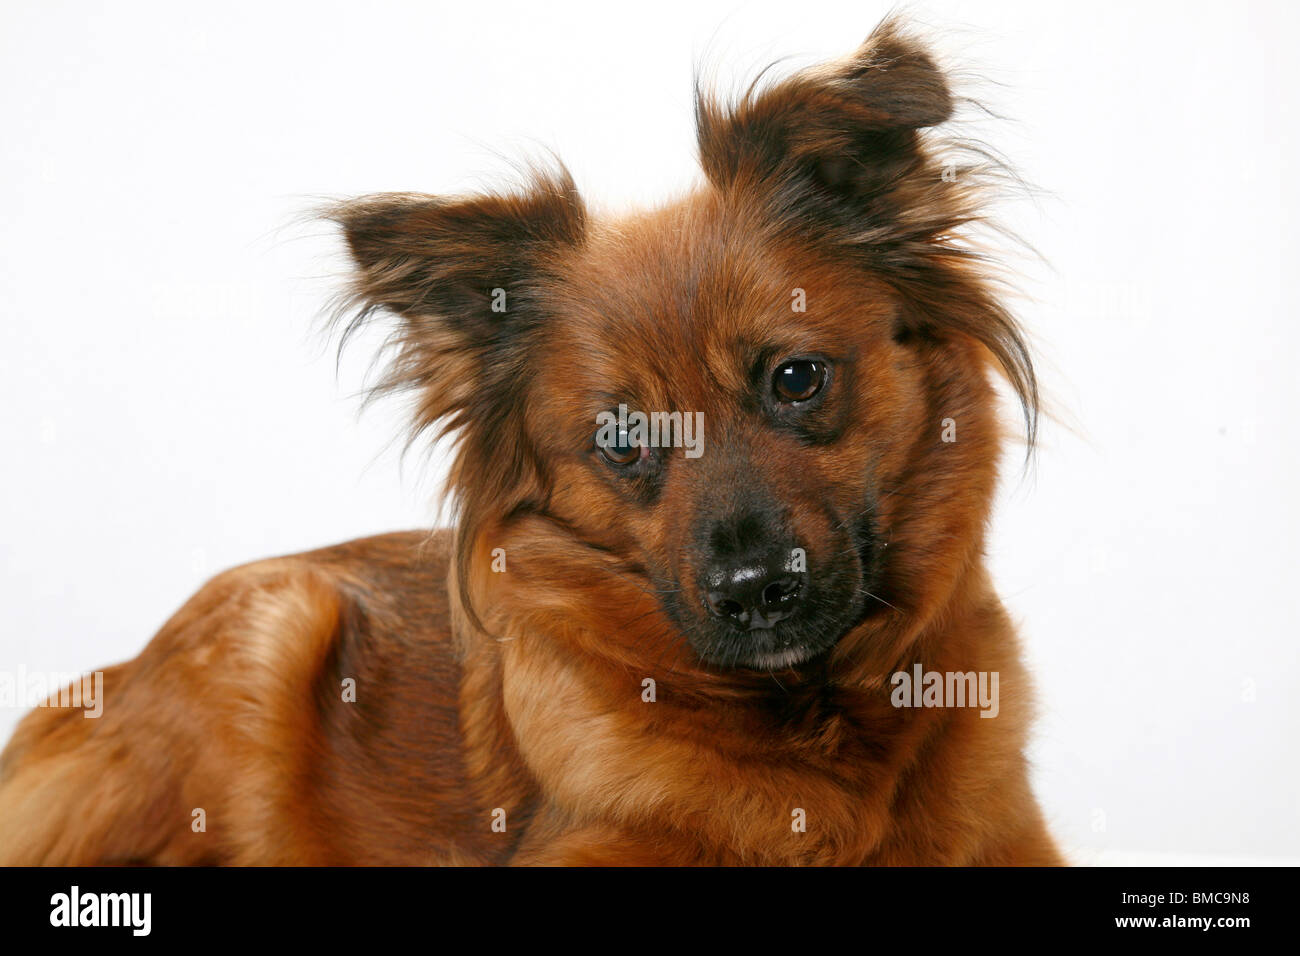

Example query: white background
[2,0,1298,864]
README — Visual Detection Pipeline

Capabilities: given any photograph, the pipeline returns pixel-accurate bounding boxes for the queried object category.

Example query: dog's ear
[696,18,952,236]
[333,169,584,360]
[329,170,586,626]
[329,168,585,442]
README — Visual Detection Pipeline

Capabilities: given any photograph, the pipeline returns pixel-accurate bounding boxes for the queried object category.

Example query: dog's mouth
[707,624,837,671]
[683,601,856,671]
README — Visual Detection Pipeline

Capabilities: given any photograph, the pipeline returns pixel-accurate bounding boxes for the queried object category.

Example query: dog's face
[527,214,917,669]
[333,20,1035,675]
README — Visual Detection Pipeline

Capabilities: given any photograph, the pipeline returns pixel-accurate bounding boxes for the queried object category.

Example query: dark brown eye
[597,428,642,466]
[773,359,826,403]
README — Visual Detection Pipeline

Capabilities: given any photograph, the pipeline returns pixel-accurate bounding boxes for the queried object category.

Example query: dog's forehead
[574,204,785,326]
[545,200,886,406]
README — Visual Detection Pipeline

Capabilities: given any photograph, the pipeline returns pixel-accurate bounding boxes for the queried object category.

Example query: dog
[0,18,1062,865]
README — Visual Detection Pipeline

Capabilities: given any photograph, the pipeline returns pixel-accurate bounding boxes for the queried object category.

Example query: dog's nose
[703,561,805,630]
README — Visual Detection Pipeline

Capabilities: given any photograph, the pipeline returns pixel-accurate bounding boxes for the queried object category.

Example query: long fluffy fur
[0,17,1061,866]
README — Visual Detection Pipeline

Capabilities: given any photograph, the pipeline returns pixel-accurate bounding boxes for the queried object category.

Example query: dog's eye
[773,360,826,403]
[596,428,643,466]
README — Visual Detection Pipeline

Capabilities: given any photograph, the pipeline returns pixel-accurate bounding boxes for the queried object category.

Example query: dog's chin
[740,644,824,670]
[688,621,842,672]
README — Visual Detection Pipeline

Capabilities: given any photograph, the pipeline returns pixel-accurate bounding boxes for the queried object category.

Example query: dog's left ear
[697,17,952,232]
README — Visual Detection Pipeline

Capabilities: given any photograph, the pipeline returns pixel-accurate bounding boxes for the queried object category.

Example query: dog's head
[332,19,1035,675]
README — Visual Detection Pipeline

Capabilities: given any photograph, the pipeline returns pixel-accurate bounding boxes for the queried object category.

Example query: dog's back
[0,531,518,865]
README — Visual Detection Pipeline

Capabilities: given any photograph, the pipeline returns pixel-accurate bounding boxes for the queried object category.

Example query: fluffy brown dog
[0,19,1061,865]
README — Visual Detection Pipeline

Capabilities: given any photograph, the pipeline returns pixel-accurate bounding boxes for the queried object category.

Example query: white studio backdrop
[1,0,1298,863]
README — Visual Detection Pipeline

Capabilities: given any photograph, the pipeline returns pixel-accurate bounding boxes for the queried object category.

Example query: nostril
[707,595,738,616]
[760,576,802,610]
[705,592,747,621]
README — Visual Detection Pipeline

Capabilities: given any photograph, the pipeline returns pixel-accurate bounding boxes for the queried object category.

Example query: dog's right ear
[327,168,585,440]
[332,169,585,357]
[328,169,586,631]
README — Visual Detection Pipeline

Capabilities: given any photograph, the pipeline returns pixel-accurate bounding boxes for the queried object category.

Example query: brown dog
[0,19,1061,865]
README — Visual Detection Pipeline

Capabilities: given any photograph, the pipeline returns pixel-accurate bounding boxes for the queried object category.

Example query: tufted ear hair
[328,168,587,629]
[328,167,585,443]
[696,17,953,226]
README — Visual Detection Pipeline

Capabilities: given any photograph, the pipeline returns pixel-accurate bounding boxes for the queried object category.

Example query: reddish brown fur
[0,19,1061,865]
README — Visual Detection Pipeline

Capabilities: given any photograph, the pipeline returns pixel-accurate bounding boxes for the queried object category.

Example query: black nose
[703,561,806,630]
